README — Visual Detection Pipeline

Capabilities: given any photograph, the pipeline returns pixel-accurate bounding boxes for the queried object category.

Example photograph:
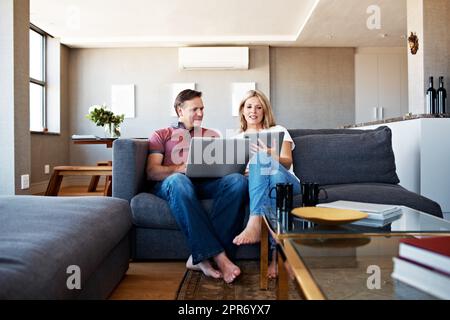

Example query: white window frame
[29,24,47,132]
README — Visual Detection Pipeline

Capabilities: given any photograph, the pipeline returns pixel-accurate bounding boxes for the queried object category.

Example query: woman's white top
[234,125,299,181]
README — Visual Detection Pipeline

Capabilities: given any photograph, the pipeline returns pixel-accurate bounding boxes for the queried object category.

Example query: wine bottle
[426,77,437,114]
[437,77,447,114]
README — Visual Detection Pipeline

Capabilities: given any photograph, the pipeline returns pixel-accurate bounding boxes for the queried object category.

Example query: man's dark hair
[174,89,202,117]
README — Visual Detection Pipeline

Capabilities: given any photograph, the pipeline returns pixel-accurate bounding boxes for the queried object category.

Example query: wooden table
[71,138,115,192]
[260,207,450,300]
[52,138,117,196]
[45,165,113,196]
[72,138,117,148]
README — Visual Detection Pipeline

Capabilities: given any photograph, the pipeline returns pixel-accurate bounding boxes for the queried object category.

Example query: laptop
[243,131,285,155]
[186,137,250,178]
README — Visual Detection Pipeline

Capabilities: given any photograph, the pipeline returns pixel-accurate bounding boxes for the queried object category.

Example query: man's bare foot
[186,255,222,279]
[213,252,241,284]
[233,216,262,245]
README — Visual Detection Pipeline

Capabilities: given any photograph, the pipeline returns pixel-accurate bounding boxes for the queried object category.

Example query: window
[29,25,46,132]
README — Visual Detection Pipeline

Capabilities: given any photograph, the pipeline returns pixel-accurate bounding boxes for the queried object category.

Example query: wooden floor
[35,185,188,300]
[52,185,106,196]
[35,185,106,196]
[109,262,187,300]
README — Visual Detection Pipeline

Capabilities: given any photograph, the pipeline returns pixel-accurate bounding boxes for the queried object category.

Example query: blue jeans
[153,173,248,265]
[248,152,301,217]
[248,152,301,252]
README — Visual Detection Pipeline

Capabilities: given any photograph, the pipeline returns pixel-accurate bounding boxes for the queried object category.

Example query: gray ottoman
[0,196,132,299]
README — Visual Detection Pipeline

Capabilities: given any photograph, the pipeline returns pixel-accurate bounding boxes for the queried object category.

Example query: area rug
[176,260,302,300]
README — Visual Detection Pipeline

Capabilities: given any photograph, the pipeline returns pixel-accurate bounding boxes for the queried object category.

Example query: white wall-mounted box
[178,47,249,70]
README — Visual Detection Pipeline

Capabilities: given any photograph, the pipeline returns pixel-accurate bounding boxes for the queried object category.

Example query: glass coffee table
[260,206,450,299]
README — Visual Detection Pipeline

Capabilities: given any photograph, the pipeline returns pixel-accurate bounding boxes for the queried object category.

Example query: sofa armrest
[112,139,149,202]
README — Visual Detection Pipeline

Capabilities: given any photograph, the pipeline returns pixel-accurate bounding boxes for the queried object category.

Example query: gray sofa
[112,126,442,261]
[0,196,132,299]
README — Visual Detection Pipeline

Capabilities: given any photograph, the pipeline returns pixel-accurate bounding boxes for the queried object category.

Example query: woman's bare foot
[186,255,222,279]
[267,251,278,279]
[266,252,295,280]
[284,260,295,280]
[233,216,262,245]
[213,252,241,284]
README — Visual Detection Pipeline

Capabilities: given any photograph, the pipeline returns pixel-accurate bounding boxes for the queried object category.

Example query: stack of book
[317,200,402,227]
[391,237,450,299]
[71,134,100,140]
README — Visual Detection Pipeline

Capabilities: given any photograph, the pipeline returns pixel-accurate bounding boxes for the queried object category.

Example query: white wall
[69,46,270,165]
[407,0,450,114]
[68,46,358,166]
[407,0,425,114]
[0,0,31,195]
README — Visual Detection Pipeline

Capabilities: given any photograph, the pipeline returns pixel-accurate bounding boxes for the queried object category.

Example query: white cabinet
[355,49,408,124]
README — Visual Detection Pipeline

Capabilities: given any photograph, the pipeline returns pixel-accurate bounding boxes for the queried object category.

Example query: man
[147,89,247,283]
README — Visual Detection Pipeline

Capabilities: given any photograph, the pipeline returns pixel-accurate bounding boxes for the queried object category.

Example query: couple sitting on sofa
[146,89,298,283]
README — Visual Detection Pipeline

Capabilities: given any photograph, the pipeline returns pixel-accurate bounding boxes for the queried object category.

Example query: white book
[392,257,450,300]
[399,240,450,275]
[351,212,403,227]
[317,201,401,220]
[72,134,100,140]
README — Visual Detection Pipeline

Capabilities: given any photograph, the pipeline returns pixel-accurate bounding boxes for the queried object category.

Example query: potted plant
[86,104,125,138]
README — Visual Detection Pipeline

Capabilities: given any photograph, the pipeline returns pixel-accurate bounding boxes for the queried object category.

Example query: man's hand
[174,163,187,174]
[147,154,187,181]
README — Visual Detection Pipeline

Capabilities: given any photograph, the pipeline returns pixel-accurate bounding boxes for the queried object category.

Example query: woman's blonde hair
[238,90,276,132]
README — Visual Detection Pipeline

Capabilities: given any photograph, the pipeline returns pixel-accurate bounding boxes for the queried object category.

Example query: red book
[399,237,450,276]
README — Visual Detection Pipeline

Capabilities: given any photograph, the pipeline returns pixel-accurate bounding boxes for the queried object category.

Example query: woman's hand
[250,138,278,158]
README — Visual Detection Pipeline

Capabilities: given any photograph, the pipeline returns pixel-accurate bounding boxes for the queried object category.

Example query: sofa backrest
[113,139,149,201]
[289,126,400,186]
[288,128,369,139]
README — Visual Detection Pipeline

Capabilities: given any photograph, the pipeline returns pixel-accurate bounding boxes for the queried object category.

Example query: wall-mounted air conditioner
[178,47,249,70]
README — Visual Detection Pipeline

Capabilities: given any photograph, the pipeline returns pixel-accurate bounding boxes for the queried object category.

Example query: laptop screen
[187,138,250,165]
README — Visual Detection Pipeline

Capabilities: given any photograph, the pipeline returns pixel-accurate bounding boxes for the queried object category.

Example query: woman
[232,90,300,277]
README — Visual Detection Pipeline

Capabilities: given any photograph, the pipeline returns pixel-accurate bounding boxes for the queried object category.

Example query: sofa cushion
[131,192,251,230]
[320,183,442,218]
[293,126,400,185]
[131,192,215,229]
[0,196,132,299]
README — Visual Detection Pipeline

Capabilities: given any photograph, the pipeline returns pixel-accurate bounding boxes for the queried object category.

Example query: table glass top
[266,206,450,237]
[288,236,441,300]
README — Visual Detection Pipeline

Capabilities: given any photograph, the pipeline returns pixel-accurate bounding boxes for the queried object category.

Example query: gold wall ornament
[408,32,419,55]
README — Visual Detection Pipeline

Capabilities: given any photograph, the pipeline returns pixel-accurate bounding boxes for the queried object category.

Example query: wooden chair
[45,165,112,197]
